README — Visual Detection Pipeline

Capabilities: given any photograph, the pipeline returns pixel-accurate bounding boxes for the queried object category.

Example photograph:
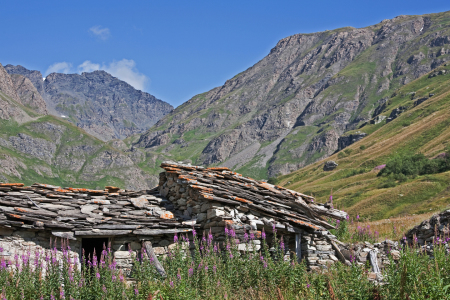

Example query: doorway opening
[81,238,109,263]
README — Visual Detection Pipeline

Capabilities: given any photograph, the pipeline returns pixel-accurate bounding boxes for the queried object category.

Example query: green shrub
[359,145,366,150]
[378,152,450,178]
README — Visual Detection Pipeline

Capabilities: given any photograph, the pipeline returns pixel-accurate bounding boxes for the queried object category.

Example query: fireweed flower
[225,227,229,236]
[307,284,311,288]
[50,294,55,300]
[60,289,65,299]
[272,224,277,234]
[192,228,197,237]
[102,286,107,293]
[250,232,255,240]
[188,268,194,277]
[205,266,208,271]
[213,265,217,273]
[170,281,174,288]
[0,259,6,269]
[174,234,178,243]
[96,273,100,279]
[0,247,3,252]
[112,275,117,281]
[229,252,233,259]
[357,215,360,220]
[230,229,236,238]
[177,273,181,280]
[244,232,249,242]
[134,289,139,295]
[262,230,266,240]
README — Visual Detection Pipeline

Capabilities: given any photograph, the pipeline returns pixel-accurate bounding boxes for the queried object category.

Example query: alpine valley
[1,10,450,220]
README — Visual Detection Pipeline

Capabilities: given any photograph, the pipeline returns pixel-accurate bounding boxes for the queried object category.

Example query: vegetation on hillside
[378,150,450,181]
[275,63,450,220]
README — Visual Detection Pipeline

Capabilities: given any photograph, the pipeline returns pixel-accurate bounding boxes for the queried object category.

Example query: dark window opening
[82,238,109,264]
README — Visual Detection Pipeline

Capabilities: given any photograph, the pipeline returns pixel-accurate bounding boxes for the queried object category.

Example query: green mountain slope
[274,62,450,220]
[134,11,450,180]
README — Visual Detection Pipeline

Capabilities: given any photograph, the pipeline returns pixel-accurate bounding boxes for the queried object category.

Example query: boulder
[323,161,338,171]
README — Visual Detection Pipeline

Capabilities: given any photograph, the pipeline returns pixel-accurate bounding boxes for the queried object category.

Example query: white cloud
[45,59,149,91]
[77,59,148,91]
[78,60,101,73]
[89,25,111,40]
[45,62,73,75]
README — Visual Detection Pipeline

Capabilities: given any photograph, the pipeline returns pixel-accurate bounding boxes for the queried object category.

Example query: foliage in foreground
[2,227,450,299]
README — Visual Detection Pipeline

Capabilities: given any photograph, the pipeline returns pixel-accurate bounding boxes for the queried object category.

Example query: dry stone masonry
[158,161,348,269]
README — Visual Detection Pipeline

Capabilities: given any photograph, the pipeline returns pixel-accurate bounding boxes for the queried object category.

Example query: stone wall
[0,226,183,276]
[405,209,450,245]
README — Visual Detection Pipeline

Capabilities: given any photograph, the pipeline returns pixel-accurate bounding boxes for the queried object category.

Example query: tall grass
[2,227,450,299]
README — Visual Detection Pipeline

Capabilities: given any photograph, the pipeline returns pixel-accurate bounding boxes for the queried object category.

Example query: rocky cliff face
[10,74,48,115]
[136,11,450,179]
[0,63,157,190]
[0,63,33,123]
[5,66,173,141]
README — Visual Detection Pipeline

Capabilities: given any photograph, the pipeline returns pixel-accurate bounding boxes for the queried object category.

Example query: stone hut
[0,161,348,274]
[158,161,348,270]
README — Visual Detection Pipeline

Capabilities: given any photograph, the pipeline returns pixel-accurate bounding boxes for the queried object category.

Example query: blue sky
[1,1,449,107]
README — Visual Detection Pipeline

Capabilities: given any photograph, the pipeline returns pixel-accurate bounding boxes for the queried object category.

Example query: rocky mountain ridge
[135,11,450,179]
[0,63,158,189]
[5,65,173,141]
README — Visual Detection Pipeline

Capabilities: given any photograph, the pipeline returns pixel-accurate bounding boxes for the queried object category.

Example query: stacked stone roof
[159,161,347,232]
[0,182,195,240]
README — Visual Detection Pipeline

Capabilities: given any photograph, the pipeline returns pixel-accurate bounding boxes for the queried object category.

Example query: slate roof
[159,162,348,232]
[0,183,194,239]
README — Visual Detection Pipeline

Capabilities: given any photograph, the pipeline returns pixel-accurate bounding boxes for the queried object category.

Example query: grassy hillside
[275,63,450,220]
[0,114,153,190]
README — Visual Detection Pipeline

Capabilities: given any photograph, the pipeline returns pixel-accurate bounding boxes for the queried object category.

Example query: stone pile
[339,240,401,280]
[405,209,450,246]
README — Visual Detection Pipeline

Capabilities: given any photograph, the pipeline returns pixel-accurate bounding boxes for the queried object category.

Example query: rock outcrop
[323,161,338,171]
[9,74,48,115]
[135,11,450,179]
[0,63,32,122]
[337,133,367,151]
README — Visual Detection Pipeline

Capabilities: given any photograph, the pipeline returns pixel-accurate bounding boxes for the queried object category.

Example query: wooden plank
[142,241,167,278]
[94,224,141,230]
[52,231,77,240]
[133,228,193,235]
[44,223,75,229]
[74,230,132,236]
[295,233,301,262]
[369,250,380,274]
